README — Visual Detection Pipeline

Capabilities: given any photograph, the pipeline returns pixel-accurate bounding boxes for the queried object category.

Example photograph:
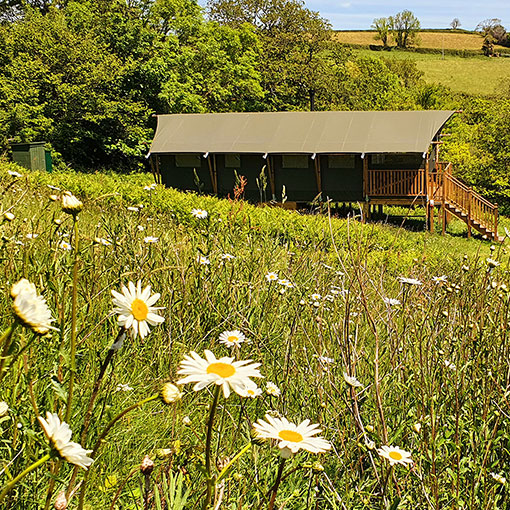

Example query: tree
[207,0,334,111]
[475,18,508,55]
[390,10,420,48]
[450,18,460,30]
[372,17,391,47]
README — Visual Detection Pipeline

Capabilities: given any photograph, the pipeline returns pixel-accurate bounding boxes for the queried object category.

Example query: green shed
[10,142,52,172]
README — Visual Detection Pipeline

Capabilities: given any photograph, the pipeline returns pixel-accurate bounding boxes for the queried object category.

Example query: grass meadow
[333,30,509,52]
[354,49,510,97]
[1,160,510,510]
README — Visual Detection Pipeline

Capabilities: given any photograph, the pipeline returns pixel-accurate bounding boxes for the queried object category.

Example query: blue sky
[305,0,510,30]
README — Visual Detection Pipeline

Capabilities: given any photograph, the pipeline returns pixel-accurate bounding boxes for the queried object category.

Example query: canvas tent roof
[150,111,455,156]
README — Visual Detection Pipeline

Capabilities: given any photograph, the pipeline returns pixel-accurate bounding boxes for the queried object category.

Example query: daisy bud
[311,461,324,472]
[413,422,422,433]
[140,455,154,475]
[3,211,15,222]
[161,383,183,404]
[0,401,9,417]
[182,416,191,426]
[279,446,293,459]
[155,448,173,459]
[54,491,67,510]
[61,192,83,216]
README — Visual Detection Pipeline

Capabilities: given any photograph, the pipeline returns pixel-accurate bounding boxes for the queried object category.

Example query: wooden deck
[367,162,501,241]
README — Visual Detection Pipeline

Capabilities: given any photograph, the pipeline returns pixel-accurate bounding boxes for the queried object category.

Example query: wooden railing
[368,169,425,196]
[366,162,499,238]
[442,172,498,235]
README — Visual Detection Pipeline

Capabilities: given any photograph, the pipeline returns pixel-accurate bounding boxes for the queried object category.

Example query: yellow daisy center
[207,362,236,378]
[131,299,149,321]
[228,335,238,343]
[389,451,403,461]
[247,389,255,395]
[278,430,303,443]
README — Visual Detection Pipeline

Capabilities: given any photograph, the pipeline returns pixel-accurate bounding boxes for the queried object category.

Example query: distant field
[355,49,510,96]
[334,30,509,52]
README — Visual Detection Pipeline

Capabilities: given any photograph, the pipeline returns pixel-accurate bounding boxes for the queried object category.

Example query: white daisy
[11,279,58,335]
[3,211,15,221]
[311,293,321,301]
[244,384,262,398]
[143,236,158,244]
[137,225,145,232]
[127,206,139,212]
[144,183,157,191]
[59,241,72,251]
[491,472,506,485]
[176,350,262,398]
[219,330,246,347]
[253,414,331,454]
[115,383,133,392]
[8,170,23,178]
[318,356,334,365]
[191,209,208,219]
[111,281,165,339]
[397,277,422,286]
[26,233,38,239]
[38,412,93,469]
[432,275,447,283]
[278,279,294,288]
[343,372,363,388]
[266,382,281,397]
[377,445,413,466]
[221,253,235,260]
[94,237,112,246]
[383,297,401,306]
[197,255,210,265]
[487,258,500,268]
[265,272,278,282]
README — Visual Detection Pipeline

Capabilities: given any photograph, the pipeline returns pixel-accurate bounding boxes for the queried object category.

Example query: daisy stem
[203,385,221,510]
[0,323,16,381]
[268,457,286,510]
[381,465,393,506]
[66,330,122,499]
[65,217,79,423]
[77,394,159,510]
[0,453,51,503]
[216,442,252,484]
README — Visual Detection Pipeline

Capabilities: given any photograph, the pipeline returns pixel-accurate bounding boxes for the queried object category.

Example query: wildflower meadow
[1,162,509,509]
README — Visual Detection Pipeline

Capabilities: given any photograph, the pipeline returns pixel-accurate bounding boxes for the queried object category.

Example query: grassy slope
[355,49,510,96]
[333,30,509,52]
[2,162,510,509]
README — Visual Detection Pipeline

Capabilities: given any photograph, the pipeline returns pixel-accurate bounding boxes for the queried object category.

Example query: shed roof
[150,111,455,155]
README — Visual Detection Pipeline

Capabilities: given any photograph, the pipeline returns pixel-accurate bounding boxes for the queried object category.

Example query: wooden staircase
[430,163,502,242]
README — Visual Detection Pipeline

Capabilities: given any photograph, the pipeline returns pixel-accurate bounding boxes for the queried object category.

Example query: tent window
[328,155,355,169]
[371,154,385,165]
[282,155,309,169]
[225,154,240,168]
[175,154,201,167]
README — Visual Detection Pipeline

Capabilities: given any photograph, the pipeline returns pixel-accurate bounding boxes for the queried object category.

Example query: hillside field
[334,30,509,52]
[355,49,510,96]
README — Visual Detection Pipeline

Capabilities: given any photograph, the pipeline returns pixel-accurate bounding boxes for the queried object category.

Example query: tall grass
[0,162,509,509]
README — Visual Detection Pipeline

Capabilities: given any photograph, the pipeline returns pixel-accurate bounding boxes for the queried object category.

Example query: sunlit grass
[1,161,509,509]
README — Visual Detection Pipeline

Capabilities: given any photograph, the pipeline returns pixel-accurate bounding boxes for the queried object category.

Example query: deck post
[154,155,161,184]
[495,204,499,241]
[267,156,276,201]
[441,169,446,235]
[207,155,218,194]
[467,189,472,238]
[429,200,435,233]
[314,155,322,199]
[362,155,368,197]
